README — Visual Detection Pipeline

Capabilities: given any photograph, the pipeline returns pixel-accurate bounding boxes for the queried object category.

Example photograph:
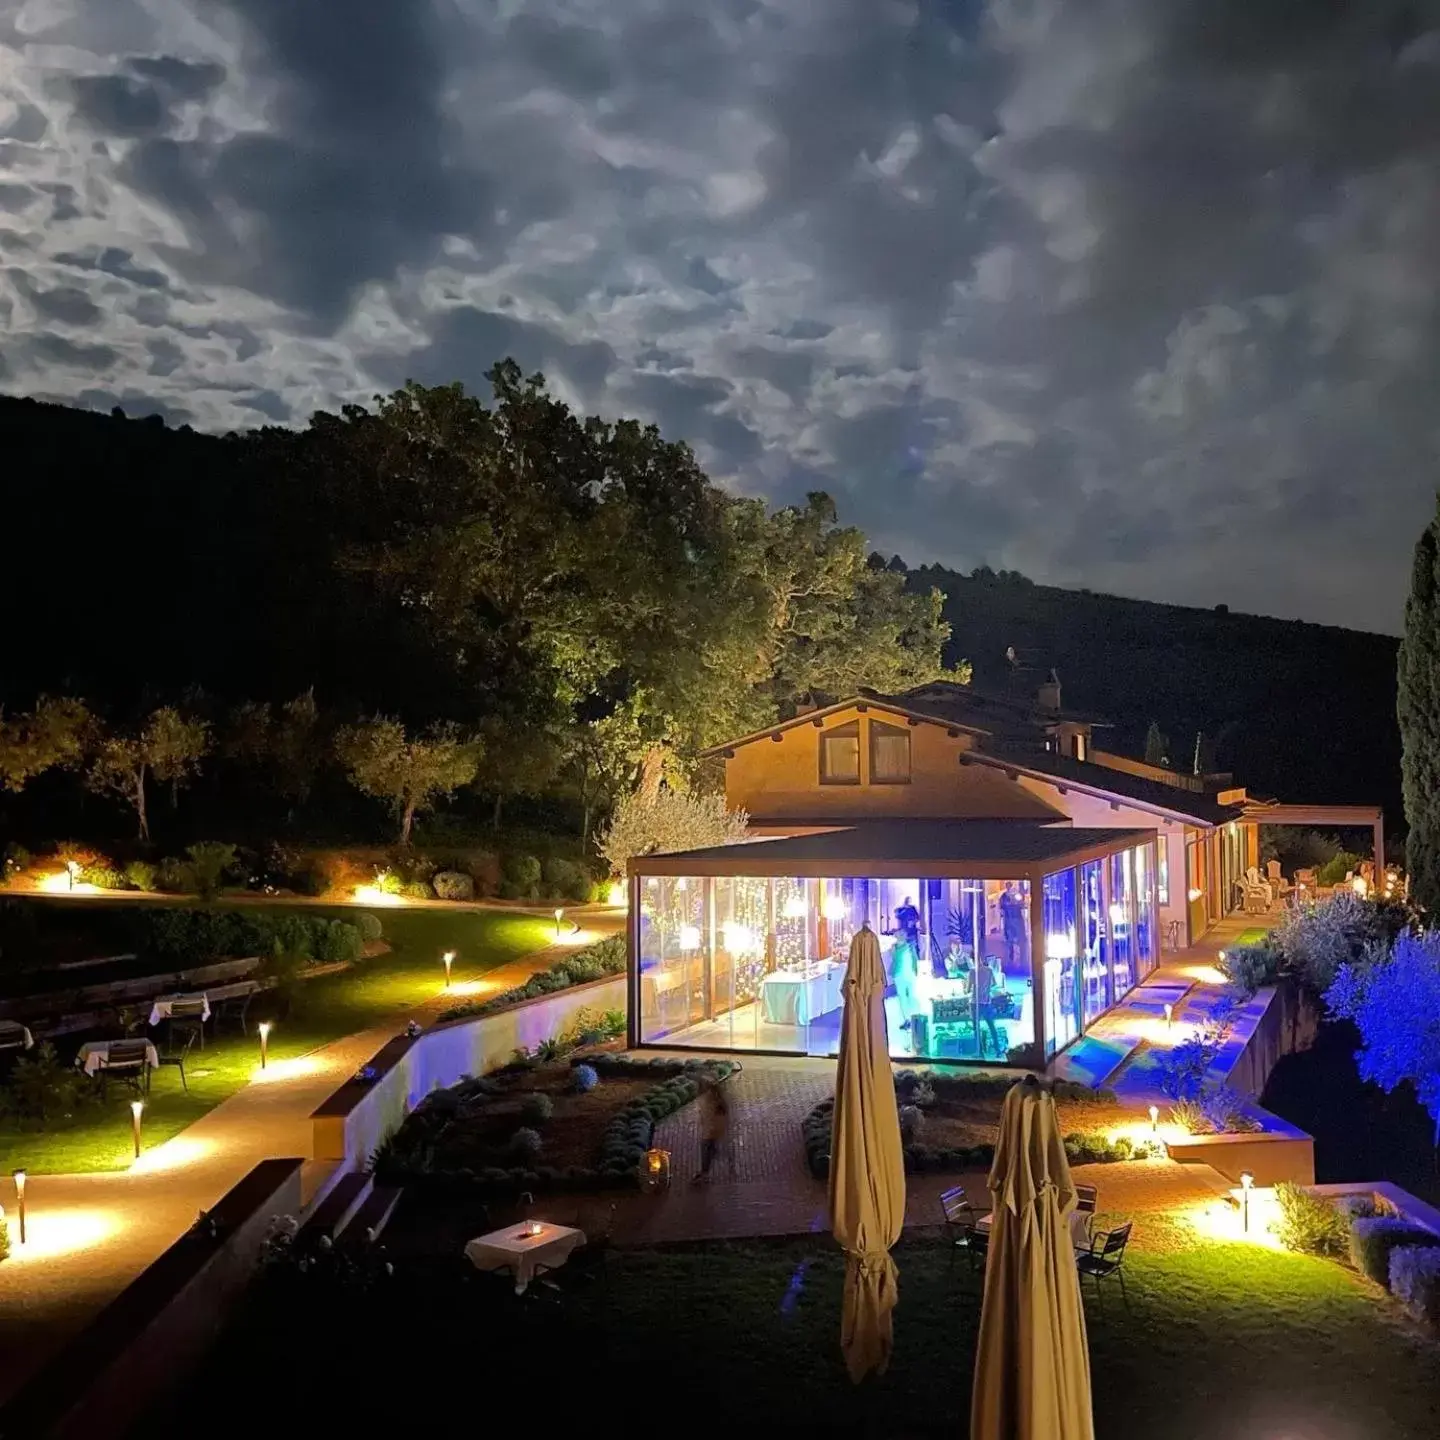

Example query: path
[0,909,620,1408]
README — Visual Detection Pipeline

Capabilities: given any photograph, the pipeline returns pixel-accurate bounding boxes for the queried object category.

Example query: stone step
[299,1169,372,1245]
[339,1185,404,1250]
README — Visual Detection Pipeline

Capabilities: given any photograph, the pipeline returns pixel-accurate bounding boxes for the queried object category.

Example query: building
[626,678,1384,1068]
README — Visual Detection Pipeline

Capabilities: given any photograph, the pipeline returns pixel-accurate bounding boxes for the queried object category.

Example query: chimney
[1036,669,1062,713]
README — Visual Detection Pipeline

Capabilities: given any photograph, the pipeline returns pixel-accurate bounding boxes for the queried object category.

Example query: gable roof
[697,695,991,758]
[961,747,1244,826]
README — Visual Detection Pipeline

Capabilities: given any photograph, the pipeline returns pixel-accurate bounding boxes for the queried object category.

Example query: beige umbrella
[971,1074,1094,1440]
[829,924,906,1383]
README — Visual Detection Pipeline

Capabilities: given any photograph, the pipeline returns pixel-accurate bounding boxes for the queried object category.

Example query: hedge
[1349,1216,1440,1287]
[136,906,364,966]
[1390,1246,1440,1328]
[372,1053,737,1197]
[437,933,625,1021]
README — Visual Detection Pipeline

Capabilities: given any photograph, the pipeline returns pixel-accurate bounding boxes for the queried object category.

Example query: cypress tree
[1144,720,1167,768]
[1398,502,1440,914]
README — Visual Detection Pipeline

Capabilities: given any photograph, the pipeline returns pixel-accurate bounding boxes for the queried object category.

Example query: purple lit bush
[1389,1245,1440,1327]
[1349,1216,1440,1287]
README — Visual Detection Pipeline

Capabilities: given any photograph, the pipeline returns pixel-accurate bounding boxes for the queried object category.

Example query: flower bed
[801,1070,1148,1179]
[373,1053,738,1196]
[438,934,626,1022]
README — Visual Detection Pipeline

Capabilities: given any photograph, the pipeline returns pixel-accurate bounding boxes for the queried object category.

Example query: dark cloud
[28,335,118,369]
[2,0,1439,631]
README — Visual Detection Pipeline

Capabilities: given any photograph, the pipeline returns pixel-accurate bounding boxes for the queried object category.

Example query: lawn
[158,1217,1440,1437]
[0,902,553,1174]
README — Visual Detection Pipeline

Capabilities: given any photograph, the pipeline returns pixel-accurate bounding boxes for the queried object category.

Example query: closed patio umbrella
[971,1074,1094,1440]
[829,924,906,1383]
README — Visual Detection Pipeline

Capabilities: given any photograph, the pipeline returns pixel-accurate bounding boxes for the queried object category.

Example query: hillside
[914,566,1401,822]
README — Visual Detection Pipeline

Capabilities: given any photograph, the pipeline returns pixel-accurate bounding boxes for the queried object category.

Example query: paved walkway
[0,910,620,1408]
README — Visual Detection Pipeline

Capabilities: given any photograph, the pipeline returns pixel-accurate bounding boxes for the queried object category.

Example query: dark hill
[914,565,1401,823]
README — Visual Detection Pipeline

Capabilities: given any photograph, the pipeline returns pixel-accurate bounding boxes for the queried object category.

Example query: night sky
[2,1,1438,634]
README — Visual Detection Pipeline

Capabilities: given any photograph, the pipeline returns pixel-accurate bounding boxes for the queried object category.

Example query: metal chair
[1073,1183,1098,1249]
[940,1185,988,1272]
[211,981,259,1035]
[1077,1221,1132,1308]
[166,996,209,1053]
[98,1039,151,1097]
[158,1024,198,1092]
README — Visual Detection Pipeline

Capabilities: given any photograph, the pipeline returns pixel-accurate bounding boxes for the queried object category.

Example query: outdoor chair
[1074,1183,1098,1246]
[940,1185,988,1272]
[98,1039,151,1097]
[210,981,259,1035]
[157,1024,198,1092]
[166,996,209,1053]
[1077,1221,1132,1308]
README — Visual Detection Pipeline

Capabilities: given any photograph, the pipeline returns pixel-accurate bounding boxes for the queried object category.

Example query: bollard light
[442,950,455,988]
[1240,1171,1254,1233]
[258,1021,272,1070]
[1149,1104,1159,1134]
[13,1169,25,1245]
[65,859,80,892]
[554,907,564,938]
[1163,1002,1173,1030]
[131,1100,145,1159]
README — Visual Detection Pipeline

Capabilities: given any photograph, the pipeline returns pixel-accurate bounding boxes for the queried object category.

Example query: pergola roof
[628,819,1155,880]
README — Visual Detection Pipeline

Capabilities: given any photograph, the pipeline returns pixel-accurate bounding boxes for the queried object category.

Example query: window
[1157,838,1170,905]
[1073,731,1088,761]
[819,721,860,784]
[869,719,912,783]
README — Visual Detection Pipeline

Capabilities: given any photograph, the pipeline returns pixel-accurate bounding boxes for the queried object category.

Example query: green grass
[161,1223,1440,1436]
[1234,926,1271,946]
[0,903,552,1174]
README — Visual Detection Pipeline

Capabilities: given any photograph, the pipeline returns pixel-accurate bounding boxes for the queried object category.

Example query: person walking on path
[693,1077,733,1181]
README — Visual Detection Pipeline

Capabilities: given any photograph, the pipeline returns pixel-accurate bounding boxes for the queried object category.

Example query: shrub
[399,880,433,900]
[572,1063,599,1093]
[0,1042,98,1127]
[1220,938,1284,996]
[80,865,127,890]
[510,1127,543,1159]
[542,857,593,902]
[1349,1216,1440,1286]
[438,934,625,1021]
[1156,1037,1217,1100]
[1273,1183,1350,1257]
[1172,1086,1261,1135]
[898,1104,924,1143]
[1274,891,1411,996]
[1317,850,1367,887]
[186,841,238,898]
[1389,1246,1440,1327]
[431,869,475,901]
[123,859,159,892]
[156,856,199,894]
[499,853,542,900]
[520,1092,555,1125]
[314,919,364,965]
[355,912,383,942]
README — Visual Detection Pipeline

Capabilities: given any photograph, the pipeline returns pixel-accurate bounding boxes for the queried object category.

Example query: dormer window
[1073,731,1088,762]
[870,719,912,784]
[820,721,861,784]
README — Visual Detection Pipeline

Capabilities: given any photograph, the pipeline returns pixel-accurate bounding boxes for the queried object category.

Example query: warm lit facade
[626,679,1384,1068]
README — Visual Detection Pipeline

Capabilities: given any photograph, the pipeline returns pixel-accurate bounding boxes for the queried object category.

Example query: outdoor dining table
[760,959,845,1025]
[0,1021,33,1051]
[464,1220,587,1293]
[148,992,212,1026]
[977,1207,1093,1253]
[75,1039,160,1077]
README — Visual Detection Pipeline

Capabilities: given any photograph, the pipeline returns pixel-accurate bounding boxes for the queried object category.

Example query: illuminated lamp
[1163,1002,1173,1029]
[554,907,565,937]
[442,950,456,987]
[720,922,755,955]
[1351,875,1369,898]
[258,1021,272,1069]
[13,1169,25,1245]
[131,1100,145,1159]
[606,880,626,907]
[1187,888,1203,903]
[1240,1171,1254,1232]
[822,897,847,923]
[640,1147,672,1193]
[782,895,808,920]
[678,925,702,951]
[1045,931,1076,961]
[1149,1104,1159,1134]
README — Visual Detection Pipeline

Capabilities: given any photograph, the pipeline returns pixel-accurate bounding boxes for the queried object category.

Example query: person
[943,939,973,983]
[693,1077,732,1182]
[974,954,1002,1057]
[895,896,921,951]
[890,898,922,1031]
[999,883,1026,972]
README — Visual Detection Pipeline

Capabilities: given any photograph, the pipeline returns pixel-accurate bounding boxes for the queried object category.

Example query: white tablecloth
[0,1021,33,1051]
[761,961,845,1024]
[149,993,212,1026]
[76,1041,160,1076]
[464,1222,586,1293]
[978,1208,1092,1252]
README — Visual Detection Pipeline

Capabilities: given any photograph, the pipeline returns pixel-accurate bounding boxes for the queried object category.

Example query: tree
[1144,720,1168,768]
[87,707,210,839]
[223,689,326,810]
[0,696,92,792]
[472,715,564,829]
[1399,503,1440,914]
[334,717,480,844]
[1327,930,1440,1139]
[598,784,750,879]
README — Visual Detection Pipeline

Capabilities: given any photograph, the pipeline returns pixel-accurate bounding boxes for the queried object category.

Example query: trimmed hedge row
[373,1054,738,1197]
[438,933,625,1022]
[138,905,366,965]
[803,1074,1137,1180]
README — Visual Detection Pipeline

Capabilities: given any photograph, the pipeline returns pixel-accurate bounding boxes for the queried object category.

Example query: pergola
[1243,802,1386,875]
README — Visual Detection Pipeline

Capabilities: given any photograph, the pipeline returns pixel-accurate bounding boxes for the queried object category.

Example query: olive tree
[334,717,480,845]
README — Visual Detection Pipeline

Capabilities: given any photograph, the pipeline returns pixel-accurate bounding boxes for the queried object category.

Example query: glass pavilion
[627,821,1159,1066]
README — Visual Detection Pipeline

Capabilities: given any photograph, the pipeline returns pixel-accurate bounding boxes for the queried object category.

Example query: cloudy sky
[2,1,1439,634]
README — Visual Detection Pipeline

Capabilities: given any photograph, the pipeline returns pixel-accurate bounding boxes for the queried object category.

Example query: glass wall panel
[638,876,706,1044]
[1109,849,1135,998]
[1041,867,1080,1058]
[1134,843,1158,979]
[1080,860,1110,1024]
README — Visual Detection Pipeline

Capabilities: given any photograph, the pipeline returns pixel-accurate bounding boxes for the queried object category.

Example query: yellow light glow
[606,880,626,907]
[781,895,808,919]
[678,925,702,951]
[1351,875,1369,897]
[130,1136,215,1175]
[822,898,847,922]
[720,922,756,955]
[353,885,405,907]
[37,871,99,894]
[1187,887,1202,903]
[445,978,491,998]
[552,926,600,948]
[250,1054,327,1085]
[2,1208,121,1263]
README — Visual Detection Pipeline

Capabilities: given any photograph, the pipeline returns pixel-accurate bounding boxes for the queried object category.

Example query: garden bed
[802,1071,1154,1178]
[374,1054,739,1196]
